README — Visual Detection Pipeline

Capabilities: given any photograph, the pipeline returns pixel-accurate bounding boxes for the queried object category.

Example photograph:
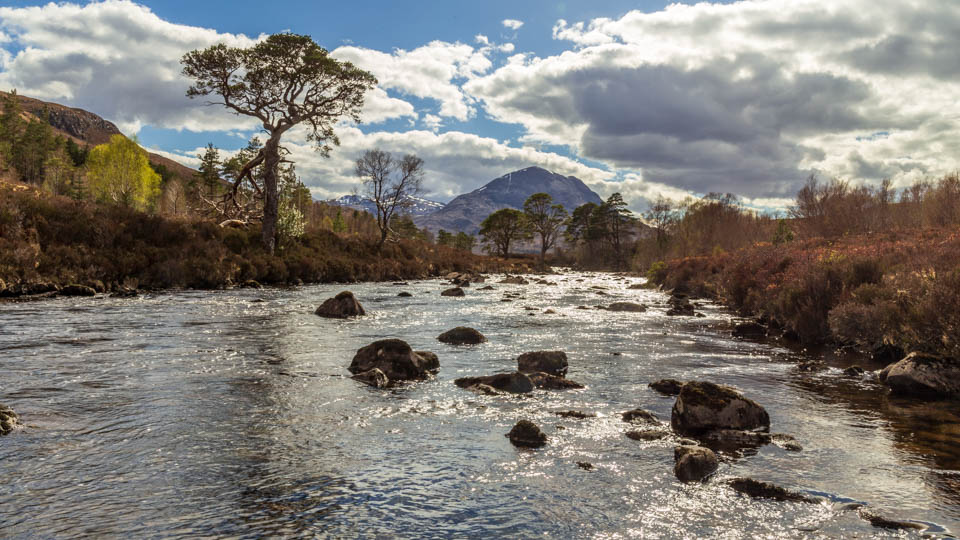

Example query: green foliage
[772,218,794,245]
[194,143,222,195]
[646,261,668,284]
[437,229,453,247]
[332,208,347,233]
[453,231,476,252]
[86,134,161,210]
[64,138,89,167]
[0,92,60,184]
[479,208,529,257]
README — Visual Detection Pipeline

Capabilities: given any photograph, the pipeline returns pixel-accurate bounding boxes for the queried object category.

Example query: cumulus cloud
[469,0,960,202]
[0,0,416,133]
[502,19,524,30]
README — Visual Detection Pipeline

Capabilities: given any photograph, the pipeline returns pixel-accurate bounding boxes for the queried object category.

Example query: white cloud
[502,19,524,30]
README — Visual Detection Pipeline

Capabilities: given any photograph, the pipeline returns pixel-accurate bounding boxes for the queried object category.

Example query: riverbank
[0,180,532,297]
[647,228,960,360]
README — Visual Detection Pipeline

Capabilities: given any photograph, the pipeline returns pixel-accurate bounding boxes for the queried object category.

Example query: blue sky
[1,0,958,210]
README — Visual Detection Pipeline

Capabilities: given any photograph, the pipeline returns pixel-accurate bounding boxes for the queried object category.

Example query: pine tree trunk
[261,136,281,254]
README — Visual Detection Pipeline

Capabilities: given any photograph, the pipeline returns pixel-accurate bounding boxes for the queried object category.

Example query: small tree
[332,208,347,233]
[523,192,567,267]
[194,143,222,197]
[479,208,528,257]
[598,192,634,269]
[86,134,161,210]
[42,149,76,196]
[437,229,453,246]
[454,231,476,252]
[182,33,376,253]
[645,195,675,253]
[355,148,425,249]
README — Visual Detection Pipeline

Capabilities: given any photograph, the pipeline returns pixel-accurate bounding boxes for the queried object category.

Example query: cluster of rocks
[454,350,585,396]
[445,271,485,287]
[665,293,702,317]
[0,280,99,299]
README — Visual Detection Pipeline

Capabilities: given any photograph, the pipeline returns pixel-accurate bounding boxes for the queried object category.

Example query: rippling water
[1,272,958,538]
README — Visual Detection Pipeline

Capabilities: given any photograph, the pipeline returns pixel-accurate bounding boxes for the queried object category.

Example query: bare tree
[355,149,425,249]
[523,192,568,268]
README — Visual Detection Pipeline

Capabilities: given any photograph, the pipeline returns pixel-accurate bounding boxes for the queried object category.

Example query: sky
[1,0,958,212]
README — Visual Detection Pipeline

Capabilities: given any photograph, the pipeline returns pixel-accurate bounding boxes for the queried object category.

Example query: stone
[674,445,718,482]
[732,322,767,339]
[881,352,960,397]
[242,279,263,289]
[626,430,668,441]
[0,403,21,435]
[649,379,684,396]
[440,287,465,297]
[607,302,648,312]
[469,384,500,395]
[315,291,366,318]
[351,368,389,388]
[506,420,547,448]
[770,433,803,451]
[59,284,96,297]
[727,478,817,503]
[555,410,595,419]
[576,461,594,470]
[478,285,495,291]
[517,351,568,377]
[857,508,926,531]
[397,292,413,297]
[348,339,438,381]
[622,408,659,424]
[454,372,534,394]
[527,372,584,390]
[414,351,440,372]
[843,366,865,377]
[671,381,770,436]
[437,327,486,345]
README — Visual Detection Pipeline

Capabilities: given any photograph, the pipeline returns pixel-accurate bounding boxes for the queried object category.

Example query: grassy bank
[648,229,960,359]
[0,181,527,293]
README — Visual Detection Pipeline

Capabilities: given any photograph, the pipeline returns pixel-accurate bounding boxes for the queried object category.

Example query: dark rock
[543,309,557,315]
[881,352,960,397]
[527,372,584,390]
[315,291,366,318]
[59,284,96,297]
[698,429,771,450]
[732,322,767,339]
[626,430,668,441]
[469,383,500,395]
[454,372,534,394]
[671,381,770,436]
[478,285,495,291]
[441,287,465,297]
[392,282,409,286]
[86,280,106,293]
[517,351,568,377]
[397,292,413,297]
[351,368,389,388]
[622,408,659,424]
[607,302,647,313]
[649,379,684,396]
[576,305,590,310]
[437,326,486,345]
[242,279,262,289]
[555,410,595,419]
[348,339,437,381]
[797,360,826,372]
[500,298,513,302]
[843,366,865,377]
[770,433,803,451]
[0,403,20,435]
[500,276,529,285]
[110,288,139,298]
[414,351,440,372]
[506,419,547,448]
[857,508,926,531]
[576,461,594,470]
[727,478,817,503]
[674,445,718,482]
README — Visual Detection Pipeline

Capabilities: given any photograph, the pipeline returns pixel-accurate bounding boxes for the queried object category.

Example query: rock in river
[727,478,817,503]
[351,368,389,388]
[622,408,659,424]
[397,292,413,297]
[879,352,960,397]
[1,404,21,435]
[527,372,584,390]
[649,379,684,396]
[671,381,770,436]
[348,339,438,381]
[315,291,366,318]
[455,372,534,394]
[440,287,465,297]
[506,419,547,448]
[732,322,766,339]
[517,351,568,377]
[59,284,96,297]
[607,302,647,312]
[674,445,718,482]
[437,326,486,345]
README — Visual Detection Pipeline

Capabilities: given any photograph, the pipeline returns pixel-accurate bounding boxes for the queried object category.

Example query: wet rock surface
[673,445,718,482]
[671,381,770,436]
[315,291,366,318]
[881,352,960,397]
[649,379,684,396]
[527,372,584,390]
[351,368,389,388]
[59,284,96,297]
[727,478,817,503]
[0,404,20,435]
[348,339,438,381]
[606,302,647,312]
[437,327,486,345]
[517,351,568,377]
[622,408,659,424]
[454,372,534,394]
[440,287,466,297]
[506,420,547,448]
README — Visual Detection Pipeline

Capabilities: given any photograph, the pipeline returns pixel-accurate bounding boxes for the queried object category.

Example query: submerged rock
[0,404,20,435]
[671,381,770,436]
[727,478,817,503]
[606,302,648,313]
[857,508,926,531]
[843,366,865,377]
[506,420,547,448]
[880,352,960,397]
[622,408,659,424]
[517,351,568,377]
[437,327,486,345]
[626,430,668,441]
[348,339,437,381]
[397,292,413,297]
[674,445,718,482]
[527,372,584,390]
[315,291,366,318]
[351,368,389,388]
[440,287,465,297]
[555,410,595,419]
[649,379,684,396]
[454,372,534,394]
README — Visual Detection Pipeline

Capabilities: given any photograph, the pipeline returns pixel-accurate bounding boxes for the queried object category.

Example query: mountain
[2,91,198,181]
[415,166,604,234]
[329,194,446,217]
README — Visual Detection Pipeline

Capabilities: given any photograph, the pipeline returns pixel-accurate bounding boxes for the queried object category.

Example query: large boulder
[348,339,438,381]
[351,368,389,388]
[671,381,770,436]
[315,291,366,318]
[441,287,465,297]
[674,445,718,482]
[0,404,20,435]
[506,420,547,448]
[454,372,534,394]
[517,351,568,377]
[437,327,486,345]
[527,372,584,390]
[607,302,647,313]
[880,352,960,397]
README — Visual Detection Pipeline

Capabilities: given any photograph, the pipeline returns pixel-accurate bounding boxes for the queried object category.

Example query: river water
[1,272,958,538]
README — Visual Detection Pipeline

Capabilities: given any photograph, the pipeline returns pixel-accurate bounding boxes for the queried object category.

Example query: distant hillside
[416,166,604,234]
[329,194,445,217]
[2,91,198,181]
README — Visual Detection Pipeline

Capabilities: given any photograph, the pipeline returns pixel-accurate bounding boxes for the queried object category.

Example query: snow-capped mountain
[328,194,445,217]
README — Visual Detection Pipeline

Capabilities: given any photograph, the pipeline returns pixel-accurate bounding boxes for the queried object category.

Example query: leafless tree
[355,149,425,249]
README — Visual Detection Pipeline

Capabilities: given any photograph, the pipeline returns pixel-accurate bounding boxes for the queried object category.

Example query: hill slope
[416,166,604,234]
[329,194,445,217]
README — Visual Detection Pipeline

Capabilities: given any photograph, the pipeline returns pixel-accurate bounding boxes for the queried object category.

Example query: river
[1,272,958,538]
